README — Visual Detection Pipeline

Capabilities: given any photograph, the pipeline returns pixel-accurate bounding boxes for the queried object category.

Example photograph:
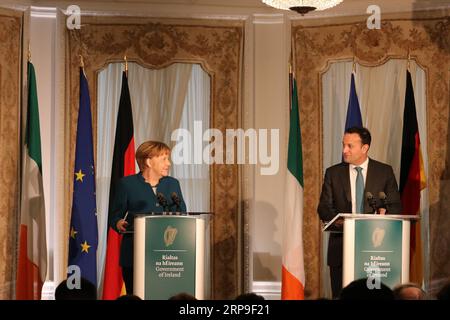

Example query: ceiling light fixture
[262,0,344,15]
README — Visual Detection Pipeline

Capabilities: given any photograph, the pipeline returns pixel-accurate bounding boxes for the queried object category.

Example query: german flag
[102,71,135,299]
[399,70,426,284]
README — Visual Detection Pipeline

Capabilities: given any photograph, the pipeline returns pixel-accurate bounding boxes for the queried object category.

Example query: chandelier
[262,0,343,15]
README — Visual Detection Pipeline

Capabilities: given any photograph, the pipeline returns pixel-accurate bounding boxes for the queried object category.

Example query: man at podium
[317,126,402,298]
[111,141,186,294]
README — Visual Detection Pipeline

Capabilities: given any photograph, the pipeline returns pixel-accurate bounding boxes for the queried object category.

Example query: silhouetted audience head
[339,278,394,300]
[54,277,97,300]
[116,294,142,300]
[436,280,450,300]
[168,292,197,300]
[234,292,265,300]
[393,283,426,300]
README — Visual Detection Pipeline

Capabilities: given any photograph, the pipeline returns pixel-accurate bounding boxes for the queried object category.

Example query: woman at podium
[111,140,186,294]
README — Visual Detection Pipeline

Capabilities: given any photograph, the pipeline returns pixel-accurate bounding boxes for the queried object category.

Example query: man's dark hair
[345,126,371,147]
[116,294,142,300]
[168,292,197,300]
[436,280,450,300]
[392,282,426,300]
[54,277,97,300]
[339,278,394,300]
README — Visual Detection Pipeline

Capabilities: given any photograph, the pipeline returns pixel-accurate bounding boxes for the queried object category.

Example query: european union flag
[344,73,362,130]
[68,67,98,287]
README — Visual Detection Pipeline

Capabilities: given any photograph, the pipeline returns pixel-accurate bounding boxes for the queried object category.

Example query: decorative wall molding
[253,13,284,25]
[253,281,281,300]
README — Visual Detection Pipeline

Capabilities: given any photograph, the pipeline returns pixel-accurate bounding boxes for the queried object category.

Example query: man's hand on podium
[335,218,344,227]
[117,219,129,233]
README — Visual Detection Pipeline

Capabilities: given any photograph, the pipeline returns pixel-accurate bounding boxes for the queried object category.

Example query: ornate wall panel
[292,12,450,298]
[66,17,243,299]
[0,8,22,299]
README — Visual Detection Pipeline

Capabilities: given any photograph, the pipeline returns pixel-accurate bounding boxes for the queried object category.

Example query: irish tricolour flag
[281,75,305,300]
[16,62,47,300]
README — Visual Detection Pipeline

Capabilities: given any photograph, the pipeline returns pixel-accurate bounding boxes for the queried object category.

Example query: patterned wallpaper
[0,8,22,299]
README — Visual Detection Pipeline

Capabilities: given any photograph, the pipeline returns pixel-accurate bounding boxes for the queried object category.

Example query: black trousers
[122,267,133,295]
[330,265,343,299]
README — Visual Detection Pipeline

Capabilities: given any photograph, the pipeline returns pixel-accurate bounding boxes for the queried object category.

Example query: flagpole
[407,48,411,72]
[289,63,292,110]
[124,55,128,77]
[290,32,295,111]
[28,43,31,62]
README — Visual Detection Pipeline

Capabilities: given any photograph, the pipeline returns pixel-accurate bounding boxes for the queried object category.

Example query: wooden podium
[323,213,419,288]
[133,212,211,300]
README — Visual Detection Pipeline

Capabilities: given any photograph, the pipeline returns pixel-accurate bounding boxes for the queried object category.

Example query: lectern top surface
[322,213,419,232]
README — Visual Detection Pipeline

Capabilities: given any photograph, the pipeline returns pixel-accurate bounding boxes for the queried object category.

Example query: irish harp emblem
[372,227,385,248]
[164,225,178,247]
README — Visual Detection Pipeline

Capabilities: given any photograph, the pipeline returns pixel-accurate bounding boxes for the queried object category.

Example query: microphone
[366,192,378,214]
[171,192,181,212]
[157,192,169,212]
[379,191,388,213]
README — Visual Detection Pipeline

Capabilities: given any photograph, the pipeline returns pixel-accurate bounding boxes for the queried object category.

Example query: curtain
[171,65,211,212]
[96,62,210,290]
[321,59,429,296]
[127,63,192,145]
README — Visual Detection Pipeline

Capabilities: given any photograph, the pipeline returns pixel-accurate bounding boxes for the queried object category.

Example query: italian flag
[16,62,47,300]
[281,76,305,300]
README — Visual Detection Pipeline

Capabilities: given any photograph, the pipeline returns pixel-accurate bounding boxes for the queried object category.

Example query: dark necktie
[355,166,364,213]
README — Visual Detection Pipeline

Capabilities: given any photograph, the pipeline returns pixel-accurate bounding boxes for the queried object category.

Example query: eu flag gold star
[80,241,91,253]
[75,169,85,182]
[70,227,78,239]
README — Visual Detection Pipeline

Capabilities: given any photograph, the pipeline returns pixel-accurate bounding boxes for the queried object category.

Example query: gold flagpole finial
[352,56,356,73]
[79,54,84,68]
[124,55,128,76]
[28,43,31,62]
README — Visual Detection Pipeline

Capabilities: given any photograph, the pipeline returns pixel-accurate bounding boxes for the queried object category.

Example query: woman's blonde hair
[135,141,170,171]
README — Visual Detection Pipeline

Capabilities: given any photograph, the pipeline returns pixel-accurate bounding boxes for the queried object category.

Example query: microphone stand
[366,192,379,214]
[379,192,389,214]
[171,193,181,212]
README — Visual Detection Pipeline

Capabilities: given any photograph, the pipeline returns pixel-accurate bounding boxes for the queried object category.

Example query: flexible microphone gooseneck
[157,192,169,212]
[171,192,181,212]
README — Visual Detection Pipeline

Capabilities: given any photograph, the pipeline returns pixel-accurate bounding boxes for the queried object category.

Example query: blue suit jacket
[110,173,187,267]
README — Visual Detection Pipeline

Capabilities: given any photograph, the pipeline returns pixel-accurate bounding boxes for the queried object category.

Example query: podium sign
[353,219,403,288]
[323,213,419,289]
[134,214,208,300]
[145,216,196,299]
